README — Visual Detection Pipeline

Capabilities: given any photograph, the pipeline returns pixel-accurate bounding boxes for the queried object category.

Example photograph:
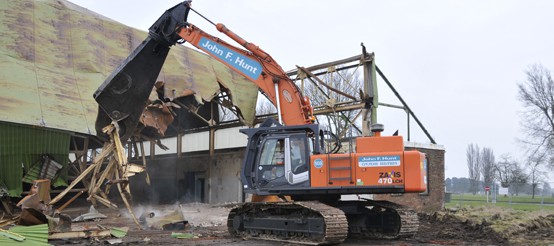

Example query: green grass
[447,193,554,211]
[450,193,554,203]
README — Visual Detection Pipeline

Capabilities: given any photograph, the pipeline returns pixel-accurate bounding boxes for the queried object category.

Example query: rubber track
[228,201,348,245]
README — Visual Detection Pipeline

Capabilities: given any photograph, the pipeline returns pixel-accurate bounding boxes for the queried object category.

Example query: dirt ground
[4,200,554,246]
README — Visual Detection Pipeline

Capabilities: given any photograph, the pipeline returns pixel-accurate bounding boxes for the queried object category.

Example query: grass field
[446,193,554,211]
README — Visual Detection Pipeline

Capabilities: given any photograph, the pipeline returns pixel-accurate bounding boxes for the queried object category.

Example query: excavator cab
[239,120,323,194]
[254,133,311,189]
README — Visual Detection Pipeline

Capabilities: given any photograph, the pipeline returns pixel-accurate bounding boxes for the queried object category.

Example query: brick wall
[374,146,445,213]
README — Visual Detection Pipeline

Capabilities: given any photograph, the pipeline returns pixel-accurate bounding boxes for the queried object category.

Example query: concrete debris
[139,207,188,230]
[72,205,107,222]
[105,238,123,244]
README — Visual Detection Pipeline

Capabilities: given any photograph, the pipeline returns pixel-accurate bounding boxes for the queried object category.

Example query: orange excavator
[94,1,427,244]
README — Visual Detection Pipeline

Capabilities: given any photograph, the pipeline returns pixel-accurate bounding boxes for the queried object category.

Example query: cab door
[284,134,309,185]
[254,135,310,189]
[255,137,287,188]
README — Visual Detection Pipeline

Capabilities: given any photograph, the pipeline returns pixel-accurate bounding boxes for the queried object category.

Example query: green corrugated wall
[0,121,70,197]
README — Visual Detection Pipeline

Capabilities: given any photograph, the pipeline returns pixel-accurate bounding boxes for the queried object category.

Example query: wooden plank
[49,143,114,205]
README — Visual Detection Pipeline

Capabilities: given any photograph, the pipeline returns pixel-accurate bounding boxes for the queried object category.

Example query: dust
[179,203,231,227]
[119,202,231,228]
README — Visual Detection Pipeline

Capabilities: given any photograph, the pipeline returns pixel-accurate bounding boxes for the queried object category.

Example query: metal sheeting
[0,0,258,135]
[0,121,70,197]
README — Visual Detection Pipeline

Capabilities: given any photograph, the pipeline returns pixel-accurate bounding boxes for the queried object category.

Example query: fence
[445,181,554,209]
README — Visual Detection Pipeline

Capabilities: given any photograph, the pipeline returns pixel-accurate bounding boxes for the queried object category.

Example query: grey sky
[70,0,554,178]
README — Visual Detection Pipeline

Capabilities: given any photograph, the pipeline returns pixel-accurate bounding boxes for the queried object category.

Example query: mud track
[39,203,554,246]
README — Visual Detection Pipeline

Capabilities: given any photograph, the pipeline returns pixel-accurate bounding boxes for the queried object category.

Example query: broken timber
[49,122,143,228]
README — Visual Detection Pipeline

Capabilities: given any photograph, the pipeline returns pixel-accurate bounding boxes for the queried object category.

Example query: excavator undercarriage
[228,200,419,245]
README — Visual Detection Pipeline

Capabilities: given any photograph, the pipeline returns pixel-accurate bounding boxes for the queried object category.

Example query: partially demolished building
[0,0,258,200]
[0,0,445,215]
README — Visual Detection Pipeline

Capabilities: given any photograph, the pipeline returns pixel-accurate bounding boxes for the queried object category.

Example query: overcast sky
[70,0,554,179]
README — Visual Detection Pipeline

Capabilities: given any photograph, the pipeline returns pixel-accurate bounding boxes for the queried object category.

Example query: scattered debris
[17,180,52,215]
[18,208,48,226]
[171,232,196,239]
[22,155,63,184]
[110,227,129,238]
[0,216,19,228]
[139,207,188,230]
[54,190,84,214]
[46,213,72,232]
[105,238,123,245]
[48,229,111,240]
[72,206,107,222]
[49,123,144,228]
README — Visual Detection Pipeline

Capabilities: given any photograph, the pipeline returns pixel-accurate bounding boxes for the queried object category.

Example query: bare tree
[527,153,546,199]
[481,147,495,188]
[509,165,528,196]
[518,64,554,169]
[302,68,362,138]
[466,144,481,194]
[255,97,277,116]
[218,92,277,123]
[496,154,517,188]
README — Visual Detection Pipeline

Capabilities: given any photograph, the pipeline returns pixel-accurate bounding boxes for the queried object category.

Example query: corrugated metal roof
[0,0,258,135]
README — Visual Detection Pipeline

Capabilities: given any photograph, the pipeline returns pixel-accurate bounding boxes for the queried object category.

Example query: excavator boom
[93,1,313,141]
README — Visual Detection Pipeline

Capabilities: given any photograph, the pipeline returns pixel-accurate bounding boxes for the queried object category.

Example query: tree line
[445,177,552,196]
[462,64,554,199]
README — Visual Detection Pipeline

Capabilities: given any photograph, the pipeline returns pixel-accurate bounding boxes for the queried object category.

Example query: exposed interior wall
[374,147,445,212]
[208,152,244,204]
[127,142,444,210]
[129,149,244,205]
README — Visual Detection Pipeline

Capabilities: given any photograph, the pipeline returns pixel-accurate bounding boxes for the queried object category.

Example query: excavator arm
[94,1,313,141]
[178,23,314,126]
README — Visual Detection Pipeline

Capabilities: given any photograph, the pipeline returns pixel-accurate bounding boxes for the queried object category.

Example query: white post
[274,83,283,125]
[492,182,497,203]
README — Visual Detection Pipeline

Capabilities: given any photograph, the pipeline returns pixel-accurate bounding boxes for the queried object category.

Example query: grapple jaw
[93,2,191,141]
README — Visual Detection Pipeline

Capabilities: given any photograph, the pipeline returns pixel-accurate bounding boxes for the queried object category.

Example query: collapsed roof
[0,0,258,135]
